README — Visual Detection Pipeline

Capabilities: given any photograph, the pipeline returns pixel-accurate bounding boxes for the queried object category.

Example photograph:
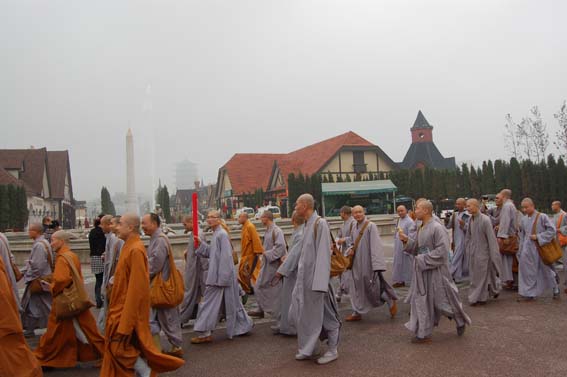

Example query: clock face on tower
[419,133,425,139]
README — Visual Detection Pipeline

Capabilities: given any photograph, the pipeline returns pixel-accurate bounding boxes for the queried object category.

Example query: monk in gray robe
[179,215,208,325]
[21,223,53,336]
[517,198,559,301]
[400,199,471,343]
[465,199,502,305]
[273,211,305,335]
[289,194,341,365]
[191,210,253,344]
[98,215,124,332]
[392,205,415,287]
[447,198,470,282]
[335,206,355,302]
[345,205,398,322]
[0,232,20,310]
[495,189,519,289]
[141,213,183,357]
[551,201,567,292]
[249,210,286,318]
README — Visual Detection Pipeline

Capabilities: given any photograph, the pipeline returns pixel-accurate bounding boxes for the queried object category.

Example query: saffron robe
[34,246,105,368]
[100,234,184,376]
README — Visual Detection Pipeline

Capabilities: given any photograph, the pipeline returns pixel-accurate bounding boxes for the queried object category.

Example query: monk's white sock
[72,319,89,344]
[327,328,339,353]
[134,357,151,377]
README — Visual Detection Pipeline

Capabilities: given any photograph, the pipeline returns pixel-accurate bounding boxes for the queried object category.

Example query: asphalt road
[31,236,567,377]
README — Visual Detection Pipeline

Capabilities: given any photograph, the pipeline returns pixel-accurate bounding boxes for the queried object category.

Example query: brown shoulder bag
[149,234,185,309]
[533,213,563,265]
[54,253,94,320]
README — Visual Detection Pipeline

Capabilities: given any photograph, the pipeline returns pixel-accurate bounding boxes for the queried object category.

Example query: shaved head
[456,198,466,205]
[499,189,512,199]
[122,213,140,233]
[351,205,366,222]
[52,230,74,242]
[297,194,314,209]
[466,198,480,215]
[521,197,534,206]
[417,200,433,214]
[467,198,479,207]
[29,222,43,233]
[521,197,535,215]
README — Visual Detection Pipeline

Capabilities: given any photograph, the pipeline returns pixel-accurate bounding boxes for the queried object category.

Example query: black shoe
[242,294,248,305]
[96,302,103,309]
[457,325,466,336]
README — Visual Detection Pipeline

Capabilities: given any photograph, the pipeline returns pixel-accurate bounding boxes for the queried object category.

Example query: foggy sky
[1,0,566,201]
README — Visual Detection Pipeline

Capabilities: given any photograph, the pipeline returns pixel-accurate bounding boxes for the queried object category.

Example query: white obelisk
[125,128,138,214]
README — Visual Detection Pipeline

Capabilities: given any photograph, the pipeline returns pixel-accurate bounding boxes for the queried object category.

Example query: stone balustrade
[7,215,397,266]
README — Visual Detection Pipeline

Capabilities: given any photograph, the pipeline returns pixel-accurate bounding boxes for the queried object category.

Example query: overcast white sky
[1,0,565,201]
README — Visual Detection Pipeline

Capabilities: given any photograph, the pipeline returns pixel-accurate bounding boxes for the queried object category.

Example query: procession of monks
[1,189,566,375]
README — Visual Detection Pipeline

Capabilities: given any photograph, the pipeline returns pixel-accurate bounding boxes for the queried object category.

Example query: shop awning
[321,180,397,196]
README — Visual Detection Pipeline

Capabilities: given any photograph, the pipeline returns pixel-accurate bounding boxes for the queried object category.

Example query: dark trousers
[94,272,104,306]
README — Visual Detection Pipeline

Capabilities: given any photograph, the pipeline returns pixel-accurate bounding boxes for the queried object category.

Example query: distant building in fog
[175,159,199,190]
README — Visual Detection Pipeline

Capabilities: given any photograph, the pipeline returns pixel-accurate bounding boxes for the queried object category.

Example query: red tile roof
[0,148,48,196]
[222,153,285,195]
[221,132,379,195]
[285,131,375,176]
[0,167,22,186]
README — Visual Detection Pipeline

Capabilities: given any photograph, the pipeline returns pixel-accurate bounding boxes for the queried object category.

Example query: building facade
[215,131,397,217]
[0,148,75,228]
[399,110,456,170]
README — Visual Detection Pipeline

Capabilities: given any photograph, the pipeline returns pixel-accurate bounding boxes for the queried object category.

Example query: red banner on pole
[192,193,199,248]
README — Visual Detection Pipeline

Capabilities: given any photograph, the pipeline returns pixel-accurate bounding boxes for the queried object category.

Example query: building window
[353,151,367,173]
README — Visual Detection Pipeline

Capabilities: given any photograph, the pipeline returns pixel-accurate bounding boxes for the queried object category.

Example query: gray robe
[497,200,519,282]
[337,216,356,294]
[392,215,415,284]
[447,211,470,281]
[348,219,397,314]
[254,223,286,315]
[276,226,304,335]
[148,228,183,348]
[552,211,567,287]
[0,233,20,310]
[404,219,471,339]
[21,235,53,332]
[179,231,209,324]
[97,232,123,332]
[466,213,502,304]
[518,212,557,298]
[289,212,341,356]
[194,226,253,338]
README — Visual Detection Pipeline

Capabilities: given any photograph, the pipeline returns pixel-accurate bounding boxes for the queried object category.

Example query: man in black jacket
[89,215,106,308]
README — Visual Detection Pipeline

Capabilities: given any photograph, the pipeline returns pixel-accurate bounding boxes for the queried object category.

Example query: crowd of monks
[1,189,566,375]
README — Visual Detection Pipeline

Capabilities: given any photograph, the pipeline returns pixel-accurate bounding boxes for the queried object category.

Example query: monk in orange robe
[34,230,105,369]
[101,213,184,376]
[237,213,263,294]
[0,252,43,377]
